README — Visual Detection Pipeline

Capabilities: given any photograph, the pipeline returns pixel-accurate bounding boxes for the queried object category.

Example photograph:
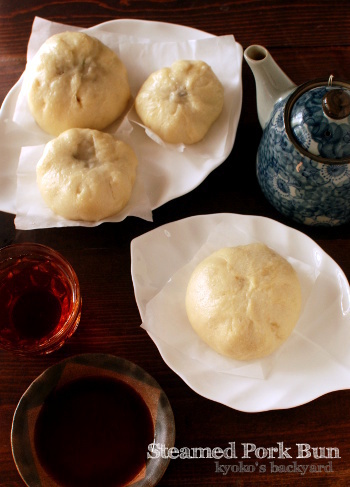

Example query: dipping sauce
[34,375,155,487]
[0,243,81,354]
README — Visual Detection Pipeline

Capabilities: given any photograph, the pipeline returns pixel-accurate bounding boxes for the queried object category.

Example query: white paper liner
[141,220,319,380]
[131,213,350,409]
[1,16,243,229]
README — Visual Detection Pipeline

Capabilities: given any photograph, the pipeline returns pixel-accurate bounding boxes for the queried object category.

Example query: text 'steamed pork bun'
[185,243,302,361]
[27,31,130,135]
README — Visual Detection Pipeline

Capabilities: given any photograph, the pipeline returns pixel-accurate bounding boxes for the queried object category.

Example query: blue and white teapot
[244,45,350,226]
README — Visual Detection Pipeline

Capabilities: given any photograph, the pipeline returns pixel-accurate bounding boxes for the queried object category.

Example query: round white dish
[131,213,350,412]
[0,18,243,228]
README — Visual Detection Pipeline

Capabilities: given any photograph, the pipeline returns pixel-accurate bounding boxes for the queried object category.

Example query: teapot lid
[286,77,350,162]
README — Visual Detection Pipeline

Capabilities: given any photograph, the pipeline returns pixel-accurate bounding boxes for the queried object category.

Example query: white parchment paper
[131,213,350,410]
[140,220,319,380]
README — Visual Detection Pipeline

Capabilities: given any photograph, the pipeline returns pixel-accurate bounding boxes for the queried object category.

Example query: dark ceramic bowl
[11,353,175,487]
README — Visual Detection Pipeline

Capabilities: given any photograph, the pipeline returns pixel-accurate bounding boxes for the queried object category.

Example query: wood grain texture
[0,1,350,486]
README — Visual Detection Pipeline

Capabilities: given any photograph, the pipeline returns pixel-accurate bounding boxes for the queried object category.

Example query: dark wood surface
[1,1,350,486]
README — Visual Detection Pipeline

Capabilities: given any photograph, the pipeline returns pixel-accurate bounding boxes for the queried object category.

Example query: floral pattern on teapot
[257,97,350,226]
[290,86,350,160]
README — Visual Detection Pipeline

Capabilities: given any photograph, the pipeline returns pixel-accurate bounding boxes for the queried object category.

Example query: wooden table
[1,1,350,486]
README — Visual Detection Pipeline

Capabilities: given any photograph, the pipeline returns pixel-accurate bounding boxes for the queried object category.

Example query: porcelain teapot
[244,45,350,226]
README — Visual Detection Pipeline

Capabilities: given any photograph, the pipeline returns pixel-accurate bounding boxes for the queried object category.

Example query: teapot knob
[322,81,350,119]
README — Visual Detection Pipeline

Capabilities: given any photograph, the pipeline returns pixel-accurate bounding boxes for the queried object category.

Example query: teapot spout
[244,45,296,128]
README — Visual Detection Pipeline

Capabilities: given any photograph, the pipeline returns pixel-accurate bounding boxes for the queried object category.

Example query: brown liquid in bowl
[12,288,62,340]
[34,375,154,487]
[0,255,73,350]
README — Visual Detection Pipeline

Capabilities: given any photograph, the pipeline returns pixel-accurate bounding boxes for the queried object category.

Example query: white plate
[0,18,243,228]
[131,213,350,412]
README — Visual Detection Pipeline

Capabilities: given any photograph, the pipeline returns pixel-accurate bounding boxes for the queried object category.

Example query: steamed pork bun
[26,31,130,135]
[135,59,224,144]
[185,243,302,361]
[36,128,138,222]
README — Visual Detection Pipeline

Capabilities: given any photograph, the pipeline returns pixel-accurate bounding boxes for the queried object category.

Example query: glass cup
[0,243,81,355]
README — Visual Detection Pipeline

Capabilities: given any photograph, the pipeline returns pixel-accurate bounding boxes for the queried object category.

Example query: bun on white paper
[27,31,130,135]
[135,59,224,144]
[36,128,138,221]
[185,243,302,361]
